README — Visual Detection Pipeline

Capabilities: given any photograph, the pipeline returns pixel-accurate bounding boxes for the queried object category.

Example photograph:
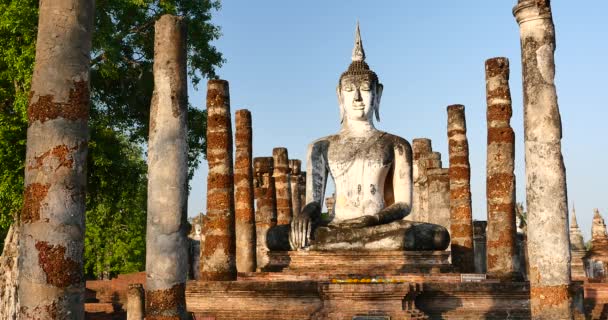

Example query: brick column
[145,15,188,319]
[234,109,256,272]
[485,57,517,281]
[201,79,237,281]
[127,284,145,320]
[253,157,276,270]
[514,1,572,318]
[289,159,303,216]
[273,148,293,225]
[447,104,474,273]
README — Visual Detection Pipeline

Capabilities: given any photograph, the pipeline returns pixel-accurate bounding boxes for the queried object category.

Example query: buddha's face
[338,74,382,123]
[340,75,374,121]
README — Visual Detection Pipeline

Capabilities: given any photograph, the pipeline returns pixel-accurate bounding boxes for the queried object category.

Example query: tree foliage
[0,0,223,278]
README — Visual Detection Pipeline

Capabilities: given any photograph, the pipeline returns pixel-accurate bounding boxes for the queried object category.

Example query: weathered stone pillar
[289,159,303,216]
[253,157,276,271]
[412,138,433,222]
[427,168,450,231]
[17,0,94,318]
[127,284,145,320]
[485,57,517,281]
[201,79,237,281]
[447,104,474,273]
[145,15,188,319]
[273,148,293,225]
[514,1,572,318]
[234,109,256,273]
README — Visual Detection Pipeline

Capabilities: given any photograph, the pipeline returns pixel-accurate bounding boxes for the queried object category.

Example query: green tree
[85,126,148,278]
[0,0,223,278]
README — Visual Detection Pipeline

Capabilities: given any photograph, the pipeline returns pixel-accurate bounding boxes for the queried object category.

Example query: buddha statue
[268,24,450,252]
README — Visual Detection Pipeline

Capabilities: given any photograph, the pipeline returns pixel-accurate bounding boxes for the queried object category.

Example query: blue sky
[186,1,608,242]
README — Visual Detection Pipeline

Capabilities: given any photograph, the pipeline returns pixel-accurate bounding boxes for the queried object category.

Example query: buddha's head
[337,22,383,124]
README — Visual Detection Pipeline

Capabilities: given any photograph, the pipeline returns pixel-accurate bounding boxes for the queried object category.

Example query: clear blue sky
[186,1,608,242]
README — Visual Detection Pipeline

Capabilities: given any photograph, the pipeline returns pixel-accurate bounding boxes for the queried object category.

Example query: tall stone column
[127,284,145,320]
[17,1,94,318]
[273,148,293,225]
[254,157,276,270]
[234,109,256,273]
[412,138,432,222]
[289,159,303,216]
[447,104,474,273]
[201,79,237,281]
[485,57,517,281]
[426,168,450,230]
[145,15,188,319]
[514,1,572,318]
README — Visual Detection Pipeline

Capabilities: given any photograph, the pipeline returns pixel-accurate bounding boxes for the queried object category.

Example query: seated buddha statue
[268,24,450,252]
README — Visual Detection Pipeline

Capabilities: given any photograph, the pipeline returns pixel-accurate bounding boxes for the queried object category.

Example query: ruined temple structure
[411,138,451,232]
[186,24,541,320]
[586,209,608,280]
[569,205,587,280]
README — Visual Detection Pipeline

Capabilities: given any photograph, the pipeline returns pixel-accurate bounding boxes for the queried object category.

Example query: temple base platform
[187,250,535,319]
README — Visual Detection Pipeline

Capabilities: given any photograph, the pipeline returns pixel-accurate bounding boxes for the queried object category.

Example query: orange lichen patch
[207,174,233,190]
[22,183,50,223]
[485,57,509,78]
[28,80,89,124]
[203,214,231,231]
[488,127,515,144]
[451,206,472,221]
[530,285,570,311]
[487,173,515,199]
[35,241,82,288]
[207,192,233,210]
[206,131,231,148]
[449,167,470,181]
[488,203,515,213]
[449,155,469,166]
[146,283,185,318]
[487,104,513,121]
[487,227,515,250]
[451,225,473,239]
[206,114,230,130]
[28,144,78,170]
[450,186,471,201]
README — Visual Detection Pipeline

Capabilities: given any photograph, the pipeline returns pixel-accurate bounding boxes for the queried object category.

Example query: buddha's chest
[327,137,393,182]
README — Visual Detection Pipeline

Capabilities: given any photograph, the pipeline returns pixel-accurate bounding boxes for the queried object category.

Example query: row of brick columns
[200,80,307,276]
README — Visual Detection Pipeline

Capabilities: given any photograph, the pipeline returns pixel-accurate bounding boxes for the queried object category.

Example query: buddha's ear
[337,84,345,124]
[374,83,383,122]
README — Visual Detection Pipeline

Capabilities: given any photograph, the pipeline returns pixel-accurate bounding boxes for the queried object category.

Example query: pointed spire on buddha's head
[339,22,379,85]
[351,21,366,62]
